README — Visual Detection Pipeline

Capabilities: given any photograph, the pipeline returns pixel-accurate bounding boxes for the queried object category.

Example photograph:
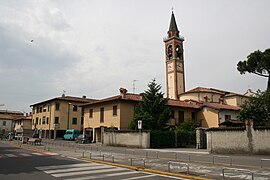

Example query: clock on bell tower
[164,11,185,100]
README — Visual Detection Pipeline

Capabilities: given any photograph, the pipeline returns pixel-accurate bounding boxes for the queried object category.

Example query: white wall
[103,130,150,148]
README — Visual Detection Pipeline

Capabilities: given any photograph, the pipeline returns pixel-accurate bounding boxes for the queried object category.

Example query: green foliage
[150,130,175,148]
[176,121,198,131]
[237,48,270,91]
[176,130,196,147]
[239,90,270,126]
[129,79,171,130]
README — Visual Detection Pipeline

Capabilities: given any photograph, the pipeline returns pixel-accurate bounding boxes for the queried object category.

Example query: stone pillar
[196,127,207,149]
[92,128,96,143]
[54,129,57,140]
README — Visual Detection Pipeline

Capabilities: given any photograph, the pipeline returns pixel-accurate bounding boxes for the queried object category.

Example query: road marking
[52,167,124,177]
[45,165,112,174]
[36,163,102,171]
[5,154,17,157]
[31,152,43,156]
[43,152,59,156]
[19,153,31,156]
[65,171,139,180]
[122,174,156,180]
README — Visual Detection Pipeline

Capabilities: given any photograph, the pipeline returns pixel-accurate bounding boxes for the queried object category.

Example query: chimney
[119,88,127,98]
[219,98,224,104]
[82,95,86,98]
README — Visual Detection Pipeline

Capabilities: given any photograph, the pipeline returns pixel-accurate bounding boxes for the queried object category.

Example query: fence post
[168,161,171,172]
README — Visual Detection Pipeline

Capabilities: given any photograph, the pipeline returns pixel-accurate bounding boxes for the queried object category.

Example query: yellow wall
[32,101,83,131]
[197,107,219,128]
[84,101,136,130]
[169,107,198,125]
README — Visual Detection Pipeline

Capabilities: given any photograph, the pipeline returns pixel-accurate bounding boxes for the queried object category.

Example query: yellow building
[82,88,141,142]
[30,95,96,139]
[14,114,32,137]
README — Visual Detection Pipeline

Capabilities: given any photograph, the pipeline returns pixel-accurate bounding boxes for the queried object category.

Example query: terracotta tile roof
[167,99,201,109]
[30,96,97,107]
[181,87,249,98]
[14,115,32,121]
[202,102,240,111]
[81,93,142,106]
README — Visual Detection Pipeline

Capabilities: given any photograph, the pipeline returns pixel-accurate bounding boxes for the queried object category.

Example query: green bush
[150,130,175,148]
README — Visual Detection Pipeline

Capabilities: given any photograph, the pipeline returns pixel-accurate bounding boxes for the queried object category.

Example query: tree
[129,79,171,130]
[237,48,270,91]
[239,90,270,126]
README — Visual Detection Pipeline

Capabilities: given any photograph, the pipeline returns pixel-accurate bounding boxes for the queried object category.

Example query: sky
[0,0,269,113]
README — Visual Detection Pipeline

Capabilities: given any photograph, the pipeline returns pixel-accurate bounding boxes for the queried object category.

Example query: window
[33,109,35,114]
[72,105,78,111]
[46,117,49,124]
[35,118,38,124]
[47,105,50,112]
[39,107,42,113]
[225,115,231,121]
[42,116,46,124]
[72,117,77,125]
[178,111,184,123]
[3,121,6,126]
[43,107,46,112]
[55,103,60,111]
[37,107,39,113]
[89,109,93,118]
[113,105,117,116]
[191,112,196,121]
[39,118,41,125]
[54,117,59,124]
[171,110,175,119]
[100,107,104,123]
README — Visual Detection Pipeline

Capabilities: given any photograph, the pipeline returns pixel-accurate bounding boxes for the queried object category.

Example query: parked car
[75,134,90,144]
[63,129,80,140]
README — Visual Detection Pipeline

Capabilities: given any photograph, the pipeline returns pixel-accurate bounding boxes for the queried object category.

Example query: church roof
[181,87,249,98]
[169,11,179,32]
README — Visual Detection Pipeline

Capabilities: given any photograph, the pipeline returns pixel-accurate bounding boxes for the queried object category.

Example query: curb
[79,157,210,180]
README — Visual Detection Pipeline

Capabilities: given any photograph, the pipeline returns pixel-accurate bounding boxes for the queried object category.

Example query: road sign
[138,120,142,130]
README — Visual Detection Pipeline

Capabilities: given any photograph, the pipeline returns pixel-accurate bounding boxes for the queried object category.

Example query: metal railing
[222,167,254,180]
[261,158,270,168]
[168,161,189,174]
[130,158,146,167]
[213,155,232,166]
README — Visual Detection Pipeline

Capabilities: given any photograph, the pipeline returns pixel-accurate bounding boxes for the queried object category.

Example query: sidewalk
[4,139,270,180]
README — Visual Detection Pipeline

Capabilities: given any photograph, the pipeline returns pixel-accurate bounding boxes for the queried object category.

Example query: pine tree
[129,79,170,130]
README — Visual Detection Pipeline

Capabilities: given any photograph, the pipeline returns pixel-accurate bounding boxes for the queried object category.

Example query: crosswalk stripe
[65,171,139,180]
[52,167,124,177]
[5,154,17,157]
[43,152,58,156]
[122,174,156,180]
[36,163,101,171]
[19,153,31,156]
[45,165,113,174]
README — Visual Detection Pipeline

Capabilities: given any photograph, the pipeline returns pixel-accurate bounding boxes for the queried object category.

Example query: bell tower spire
[164,11,185,100]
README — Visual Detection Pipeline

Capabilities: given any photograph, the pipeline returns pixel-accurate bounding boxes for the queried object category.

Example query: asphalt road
[0,142,188,180]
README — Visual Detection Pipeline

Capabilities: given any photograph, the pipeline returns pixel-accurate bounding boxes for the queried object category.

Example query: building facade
[30,95,96,139]
[0,110,24,135]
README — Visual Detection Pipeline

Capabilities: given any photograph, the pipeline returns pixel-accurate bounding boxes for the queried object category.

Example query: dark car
[75,134,90,144]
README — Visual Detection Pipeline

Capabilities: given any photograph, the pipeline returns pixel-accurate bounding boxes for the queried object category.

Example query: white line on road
[64,171,139,180]
[121,174,156,180]
[36,163,102,171]
[31,152,43,156]
[52,167,124,177]
[19,153,31,156]
[45,165,113,174]
[5,154,17,157]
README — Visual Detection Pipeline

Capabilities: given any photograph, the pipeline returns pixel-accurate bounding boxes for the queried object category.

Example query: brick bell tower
[164,11,185,100]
